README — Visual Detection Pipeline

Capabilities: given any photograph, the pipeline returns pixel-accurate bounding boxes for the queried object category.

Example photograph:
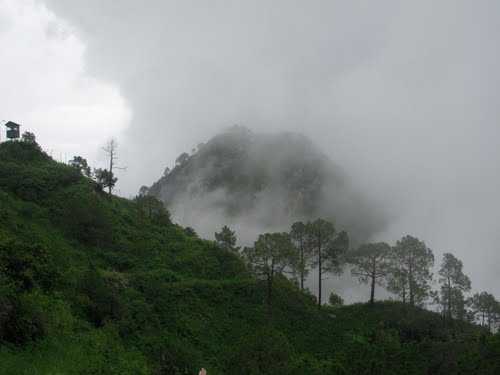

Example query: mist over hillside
[148,126,386,246]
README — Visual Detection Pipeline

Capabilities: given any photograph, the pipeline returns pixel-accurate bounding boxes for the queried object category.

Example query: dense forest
[1,136,499,374]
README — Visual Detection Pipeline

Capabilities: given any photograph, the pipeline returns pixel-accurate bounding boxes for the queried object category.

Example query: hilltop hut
[5,121,21,140]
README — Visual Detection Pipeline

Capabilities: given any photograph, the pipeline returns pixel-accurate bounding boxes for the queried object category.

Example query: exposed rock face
[149,126,383,243]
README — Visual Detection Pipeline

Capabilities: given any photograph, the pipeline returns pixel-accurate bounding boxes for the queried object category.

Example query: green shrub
[0,239,62,292]
[225,327,294,375]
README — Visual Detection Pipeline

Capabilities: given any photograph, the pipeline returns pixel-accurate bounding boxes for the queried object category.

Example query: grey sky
[2,0,500,299]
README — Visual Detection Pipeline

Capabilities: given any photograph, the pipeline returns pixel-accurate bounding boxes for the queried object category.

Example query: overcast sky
[2,0,500,298]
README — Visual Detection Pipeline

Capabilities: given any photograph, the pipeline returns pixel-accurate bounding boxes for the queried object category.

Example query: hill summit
[148,126,382,243]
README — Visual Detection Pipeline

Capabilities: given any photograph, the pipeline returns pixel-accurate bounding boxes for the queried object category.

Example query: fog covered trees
[328,292,344,307]
[237,220,491,326]
[243,233,297,314]
[348,242,391,304]
[175,152,189,166]
[215,225,240,253]
[242,219,348,312]
[138,185,149,196]
[437,253,471,320]
[386,235,434,306]
[470,292,500,331]
[308,219,349,308]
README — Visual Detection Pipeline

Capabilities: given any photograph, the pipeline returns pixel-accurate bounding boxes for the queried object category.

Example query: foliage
[469,292,500,331]
[215,225,240,253]
[387,235,434,306]
[94,168,117,192]
[175,152,190,166]
[328,292,344,307]
[21,131,37,145]
[290,221,313,290]
[437,253,471,320]
[225,327,293,375]
[134,194,171,225]
[307,219,349,306]
[348,242,391,304]
[243,233,297,313]
[69,156,92,177]
[0,141,498,374]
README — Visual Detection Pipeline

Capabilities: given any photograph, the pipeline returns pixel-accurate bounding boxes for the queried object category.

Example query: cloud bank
[0,0,130,166]
[28,0,500,299]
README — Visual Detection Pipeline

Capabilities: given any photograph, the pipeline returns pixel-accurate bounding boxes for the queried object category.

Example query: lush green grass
[0,141,498,374]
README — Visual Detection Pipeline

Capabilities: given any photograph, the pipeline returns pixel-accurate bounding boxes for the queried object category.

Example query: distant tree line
[215,221,500,330]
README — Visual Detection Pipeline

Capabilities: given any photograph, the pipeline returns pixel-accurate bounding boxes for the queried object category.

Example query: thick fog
[11,1,500,300]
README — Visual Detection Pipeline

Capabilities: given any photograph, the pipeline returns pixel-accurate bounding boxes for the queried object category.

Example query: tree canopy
[69,156,92,178]
[290,221,313,290]
[349,242,391,304]
[308,219,349,307]
[243,232,297,314]
[387,235,434,306]
[215,225,240,253]
[438,253,471,320]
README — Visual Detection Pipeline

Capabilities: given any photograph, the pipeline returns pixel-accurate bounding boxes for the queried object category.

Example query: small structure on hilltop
[5,121,21,140]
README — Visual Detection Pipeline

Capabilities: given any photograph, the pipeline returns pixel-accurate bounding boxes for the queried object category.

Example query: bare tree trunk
[369,259,376,304]
[103,139,117,195]
[317,235,322,309]
[447,278,452,320]
[370,273,376,304]
[267,260,275,319]
[267,276,272,317]
[409,263,415,306]
[108,146,114,194]
[300,241,305,290]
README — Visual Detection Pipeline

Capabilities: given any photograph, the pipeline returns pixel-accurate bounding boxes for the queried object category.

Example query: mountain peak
[149,129,383,243]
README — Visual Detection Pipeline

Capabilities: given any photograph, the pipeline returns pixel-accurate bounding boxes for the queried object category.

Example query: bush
[225,327,294,375]
[0,239,62,292]
[78,268,123,327]
[329,292,344,307]
[0,160,80,201]
[1,291,74,345]
[51,186,113,247]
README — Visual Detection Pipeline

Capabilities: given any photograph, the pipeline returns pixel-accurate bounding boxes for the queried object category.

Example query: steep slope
[0,140,498,374]
[148,126,384,243]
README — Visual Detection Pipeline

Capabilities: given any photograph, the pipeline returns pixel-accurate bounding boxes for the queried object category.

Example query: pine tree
[243,233,297,316]
[349,242,391,304]
[308,219,349,308]
[290,221,312,290]
[215,225,240,252]
[438,253,471,320]
[387,235,434,306]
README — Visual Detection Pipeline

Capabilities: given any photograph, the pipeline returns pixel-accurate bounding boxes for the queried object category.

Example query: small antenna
[0,120,6,142]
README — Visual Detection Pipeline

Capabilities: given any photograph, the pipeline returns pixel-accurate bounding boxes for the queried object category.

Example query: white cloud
[0,0,130,165]
[6,0,500,299]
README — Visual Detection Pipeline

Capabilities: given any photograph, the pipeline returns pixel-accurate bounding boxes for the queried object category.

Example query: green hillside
[0,140,499,374]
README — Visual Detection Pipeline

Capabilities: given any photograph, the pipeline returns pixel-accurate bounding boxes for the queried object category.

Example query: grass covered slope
[0,141,498,374]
